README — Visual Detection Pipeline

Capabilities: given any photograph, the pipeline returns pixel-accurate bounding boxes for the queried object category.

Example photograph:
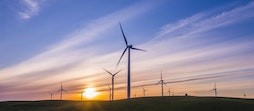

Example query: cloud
[1,1,254,100]
[1,0,155,79]
[156,1,254,39]
[0,1,161,100]
[18,0,45,20]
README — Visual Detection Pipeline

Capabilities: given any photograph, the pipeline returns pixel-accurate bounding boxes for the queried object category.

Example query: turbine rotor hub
[128,45,133,48]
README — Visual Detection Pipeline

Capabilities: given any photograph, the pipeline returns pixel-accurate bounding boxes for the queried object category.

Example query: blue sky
[0,0,254,101]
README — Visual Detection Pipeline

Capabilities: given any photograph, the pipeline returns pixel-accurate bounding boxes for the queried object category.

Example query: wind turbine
[117,23,146,99]
[156,70,167,96]
[107,83,112,101]
[80,92,83,102]
[243,93,246,99]
[210,82,217,97]
[141,86,147,97]
[168,88,171,96]
[48,91,54,100]
[57,83,67,100]
[104,69,121,101]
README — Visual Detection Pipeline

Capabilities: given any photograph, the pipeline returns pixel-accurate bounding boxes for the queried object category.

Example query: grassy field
[1,96,254,111]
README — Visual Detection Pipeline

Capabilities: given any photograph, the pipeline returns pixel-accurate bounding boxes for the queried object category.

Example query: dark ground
[1,96,254,111]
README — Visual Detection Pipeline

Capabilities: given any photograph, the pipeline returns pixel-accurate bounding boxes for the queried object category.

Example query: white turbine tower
[104,69,121,101]
[117,23,146,99]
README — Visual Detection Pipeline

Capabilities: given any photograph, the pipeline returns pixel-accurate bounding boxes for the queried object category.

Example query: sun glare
[83,88,98,99]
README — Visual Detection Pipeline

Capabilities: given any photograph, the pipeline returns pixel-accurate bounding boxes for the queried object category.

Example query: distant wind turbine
[80,92,83,102]
[107,83,112,101]
[57,83,67,100]
[210,82,217,97]
[117,23,146,99]
[141,86,147,97]
[104,69,121,101]
[168,88,171,96]
[48,91,54,100]
[156,70,167,96]
[243,93,246,99]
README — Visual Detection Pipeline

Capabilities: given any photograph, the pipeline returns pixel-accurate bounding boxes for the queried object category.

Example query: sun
[83,88,98,99]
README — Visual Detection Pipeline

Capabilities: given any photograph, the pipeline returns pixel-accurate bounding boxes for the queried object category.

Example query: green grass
[1,96,254,111]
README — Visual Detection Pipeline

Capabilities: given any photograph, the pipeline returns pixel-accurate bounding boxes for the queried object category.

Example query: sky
[0,0,254,101]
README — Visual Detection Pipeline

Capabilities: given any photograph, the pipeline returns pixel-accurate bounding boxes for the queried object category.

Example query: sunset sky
[1,0,254,101]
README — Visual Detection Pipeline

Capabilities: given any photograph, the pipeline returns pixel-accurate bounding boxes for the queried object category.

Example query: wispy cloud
[156,1,254,39]
[0,0,156,79]
[30,1,254,96]
[1,1,254,100]
[0,1,160,100]
[18,0,45,20]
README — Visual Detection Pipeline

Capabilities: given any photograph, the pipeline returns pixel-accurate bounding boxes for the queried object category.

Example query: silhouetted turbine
[104,69,121,101]
[48,91,54,100]
[244,93,246,99]
[117,23,146,99]
[141,86,147,97]
[156,70,167,96]
[57,82,67,100]
[107,83,112,101]
[210,82,217,97]
[168,88,171,96]
[80,92,83,102]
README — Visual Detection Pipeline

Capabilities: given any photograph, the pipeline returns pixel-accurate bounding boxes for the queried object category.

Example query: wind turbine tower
[107,83,112,101]
[117,23,146,99]
[168,88,171,96]
[141,86,147,97]
[104,69,121,101]
[57,83,67,100]
[211,82,217,97]
[49,91,54,100]
[156,70,167,96]
[80,92,83,102]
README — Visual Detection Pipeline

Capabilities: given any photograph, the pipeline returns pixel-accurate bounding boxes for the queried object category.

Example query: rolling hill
[0,96,254,111]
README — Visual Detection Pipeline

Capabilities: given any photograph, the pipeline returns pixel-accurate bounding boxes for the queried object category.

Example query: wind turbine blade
[103,68,113,75]
[116,47,127,67]
[142,86,145,90]
[56,90,61,93]
[156,81,161,85]
[114,69,122,76]
[131,47,146,52]
[163,82,168,87]
[107,83,111,89]
[119,22,128,46]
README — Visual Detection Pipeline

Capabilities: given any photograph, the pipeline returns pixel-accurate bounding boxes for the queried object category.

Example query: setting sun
[83,88,98,99]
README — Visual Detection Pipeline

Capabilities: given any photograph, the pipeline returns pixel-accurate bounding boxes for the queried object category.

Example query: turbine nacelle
[127,45,133,48]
